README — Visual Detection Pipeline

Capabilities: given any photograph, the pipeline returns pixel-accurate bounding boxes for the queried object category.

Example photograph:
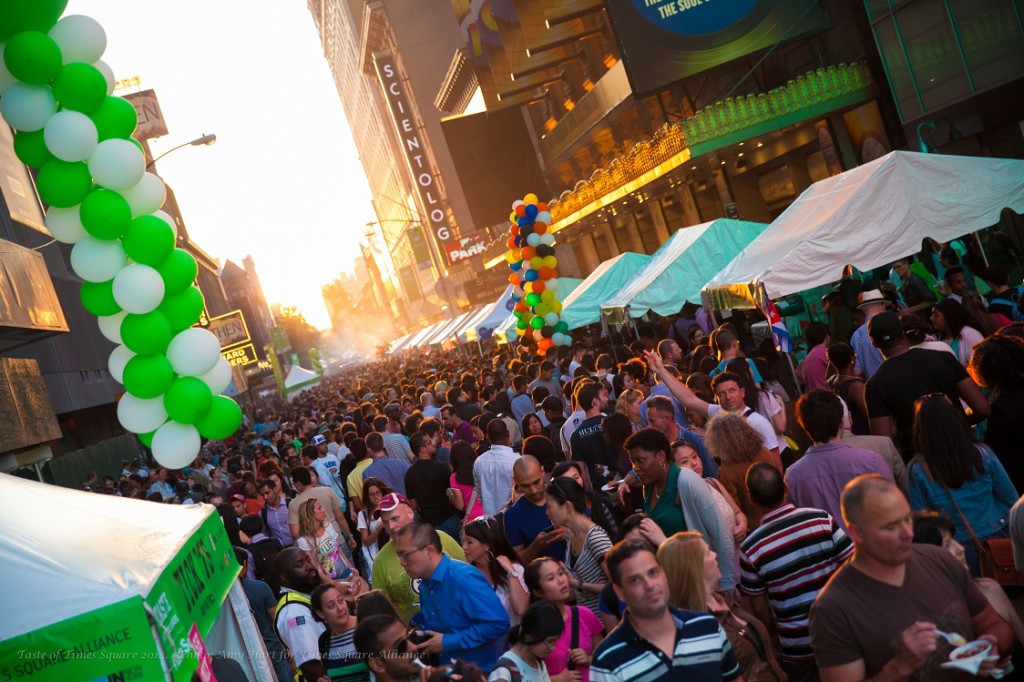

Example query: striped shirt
[566,525,613,614]
[591,607,740,682]
[318,628,369,682]
[738,503,853,662]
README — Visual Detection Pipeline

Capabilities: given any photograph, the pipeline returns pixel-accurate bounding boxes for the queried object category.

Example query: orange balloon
[533,222,547,234]
[538,267,553,280]
[537,202,548,212]
[515,302,528,313]
[532,281,545,293]
[508,273,519,285]
[515,205,526,217]
[506,236,516,249]
[520,247,536,260]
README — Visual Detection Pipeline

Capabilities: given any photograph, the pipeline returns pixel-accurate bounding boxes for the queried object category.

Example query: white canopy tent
[284,363,322,395]
[703,151,1024,309]
[421,310,475,347]
[388,331,413,354]
[0,474,273,682]
[392,323,441,354]
[455,286,515,342]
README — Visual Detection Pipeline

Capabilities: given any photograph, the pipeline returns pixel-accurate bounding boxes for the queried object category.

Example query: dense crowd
[89,250,1024,682]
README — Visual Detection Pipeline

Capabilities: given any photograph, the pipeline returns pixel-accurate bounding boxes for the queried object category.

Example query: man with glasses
[371,493,465,624]
[398,522,509,670]
[353,613,447,682]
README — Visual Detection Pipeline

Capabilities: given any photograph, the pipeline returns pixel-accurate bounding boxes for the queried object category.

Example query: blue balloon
[511,295,521,302]
[514,236,522,247]
[517,216,532,226]
[510,260,522,271]
[524,269,539,282]
[525,204,539,219]
[519,224,533,236]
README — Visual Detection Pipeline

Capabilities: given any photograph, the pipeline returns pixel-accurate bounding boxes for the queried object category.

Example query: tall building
[308,0,497,330]
[220,256,276,362]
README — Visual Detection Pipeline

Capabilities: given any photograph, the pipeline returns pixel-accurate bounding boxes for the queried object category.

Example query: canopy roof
[422,310,475,346]
[284,364,321,394]
[560,252,651,330]
[391,323,439,354]
[703,151,1024,308]
[602,219,768,316]
[0,474,214,638]
[455,286,515,342]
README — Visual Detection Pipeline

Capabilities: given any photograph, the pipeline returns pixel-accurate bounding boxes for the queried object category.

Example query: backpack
[250,537,285,595]
[493,656,522,682]
[988,286,1024,323]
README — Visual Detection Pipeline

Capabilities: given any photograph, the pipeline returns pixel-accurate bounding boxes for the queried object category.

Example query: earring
[488,551,495,563]
[661,461,666,470]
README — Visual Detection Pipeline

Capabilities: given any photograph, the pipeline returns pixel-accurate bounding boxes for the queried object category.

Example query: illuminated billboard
[604,0,830,96]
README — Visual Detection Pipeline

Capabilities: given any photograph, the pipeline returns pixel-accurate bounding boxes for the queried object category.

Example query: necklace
[649,477,667,507]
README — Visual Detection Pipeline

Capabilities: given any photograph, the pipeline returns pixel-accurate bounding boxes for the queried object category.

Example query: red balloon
[514,302,528,313]
[515,205,526,217]
[511,226,519,236]
[506,236,517,249]
[532,281,545,293]
[537,267,553,280]
[537,202,549,212]
[533,222,547,234]
[520,246,536,260]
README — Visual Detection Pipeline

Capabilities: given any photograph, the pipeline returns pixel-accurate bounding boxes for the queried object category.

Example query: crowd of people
[84,246,1024,682]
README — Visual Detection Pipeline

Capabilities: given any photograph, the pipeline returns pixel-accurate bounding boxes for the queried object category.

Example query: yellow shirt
[371,530,465,624]
[346,459,373,503]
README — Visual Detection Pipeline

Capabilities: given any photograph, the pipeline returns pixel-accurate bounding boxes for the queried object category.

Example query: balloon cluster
[0,3,241,469]
[504,192,571,351]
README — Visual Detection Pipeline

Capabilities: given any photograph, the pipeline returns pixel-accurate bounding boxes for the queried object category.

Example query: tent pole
[785,352,803,397]
[974,232,990,268]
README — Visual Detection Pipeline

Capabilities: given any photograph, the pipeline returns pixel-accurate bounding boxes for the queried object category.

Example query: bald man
[503,456,567,563]
[809,475,1012,681]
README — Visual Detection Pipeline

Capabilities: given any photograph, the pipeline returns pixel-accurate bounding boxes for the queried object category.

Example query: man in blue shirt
[400,522,509,670]
[850,290,887,379]
[362,432,408,495]
[504,456,568,563]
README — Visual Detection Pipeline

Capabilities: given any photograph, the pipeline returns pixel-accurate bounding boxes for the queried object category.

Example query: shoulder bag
[939,478,1024,587]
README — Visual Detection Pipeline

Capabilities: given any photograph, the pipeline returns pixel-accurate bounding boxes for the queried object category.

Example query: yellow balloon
[550,301,562,314]
[543,255,558,269]
[524,193,539,205]
[505,251,517,263]
[524,282,534,293]
[509,211,517,222]
[531,256,544,269]
[540,290,554,303]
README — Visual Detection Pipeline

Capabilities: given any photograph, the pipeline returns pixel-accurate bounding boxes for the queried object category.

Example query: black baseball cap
[868,312,904,347]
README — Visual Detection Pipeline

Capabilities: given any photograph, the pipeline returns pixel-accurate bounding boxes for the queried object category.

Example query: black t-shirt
[569,415,619,486]
[986,287,1022,320]
[404,459,458,524]
[865,348,969,454]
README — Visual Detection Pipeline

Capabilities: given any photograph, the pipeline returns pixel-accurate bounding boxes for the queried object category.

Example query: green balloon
[52,62,108,113]
[138,430,156,447]
[91,96,138,141]
[554,321,569,334]
[3,31,62,84]
[35,159,92,208]
[80,188,132,240]
[121,310,173,355]
[123,215,175,266]
[123,354,174,399]
[156,249,199,294]
[196,396,243,439]
[164,376,213,425]
[525,292,541,306]
[530,315,544,330]
[13,129,53,168]
[0,1,68,41]
[80,279,121,316]
[128,137,144,155]
[516,320,528,330]
[159,286,205,333]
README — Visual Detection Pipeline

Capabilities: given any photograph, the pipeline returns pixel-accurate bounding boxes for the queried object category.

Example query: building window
[866,0,1024,121]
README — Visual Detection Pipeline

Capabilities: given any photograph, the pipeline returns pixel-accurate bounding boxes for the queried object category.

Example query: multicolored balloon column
[0,2,241,469]
[504,193,571,352]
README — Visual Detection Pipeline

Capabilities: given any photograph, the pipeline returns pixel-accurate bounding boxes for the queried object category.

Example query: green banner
[0,597,164,682]
[145,510,237,681]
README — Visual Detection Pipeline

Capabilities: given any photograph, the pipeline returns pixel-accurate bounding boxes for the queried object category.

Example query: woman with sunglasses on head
[907,393,1018,576]
[489,600,566,682]
[463,516,530,626]
[524,559,604,682]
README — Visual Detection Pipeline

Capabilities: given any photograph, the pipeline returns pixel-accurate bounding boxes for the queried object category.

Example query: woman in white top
[672,440,747,543]
[932,298,986,366]
[488,600,564,682]
[356,477,391,584]
[296,498,365,591]
[462,516,529,626]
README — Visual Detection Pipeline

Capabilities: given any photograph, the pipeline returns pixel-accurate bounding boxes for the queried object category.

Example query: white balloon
[539,233,555,246]
[546,278,559,294]
[97,310,128,344]
[0,83,57,132]
[88,139,145,190]
[526,233,541,247]
[118,173,166,217]
[45,206,87,244]
[93,59,114,95]
[118,393,168,434]
[544,313,559,326]
[49,15,107,64]
[70,236,127,282]
[152,421,201,469]
[537,211,552,224]
[112,263,165,314]
[43,110,98,162]
[0,45,16,95]
[167,328,221,378]
[199,357,232,394]
[152,209,177,239]
[108,344,135,384]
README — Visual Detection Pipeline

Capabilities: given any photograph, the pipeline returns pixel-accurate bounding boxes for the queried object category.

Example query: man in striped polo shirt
[739,463,853,682]
[591,540,741,682]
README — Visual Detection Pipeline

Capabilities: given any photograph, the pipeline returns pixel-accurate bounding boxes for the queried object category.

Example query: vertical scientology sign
[373,50,455,266]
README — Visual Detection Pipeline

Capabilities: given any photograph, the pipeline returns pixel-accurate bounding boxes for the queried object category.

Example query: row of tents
[389,151,1024,355]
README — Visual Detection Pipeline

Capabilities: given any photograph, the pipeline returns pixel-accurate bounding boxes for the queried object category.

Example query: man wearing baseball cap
[370,492,465,624]
[864,312,989,454]
[310,433,347,512]
[850,289,888,379]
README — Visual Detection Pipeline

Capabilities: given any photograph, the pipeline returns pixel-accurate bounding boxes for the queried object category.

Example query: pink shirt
[802,344,830,391]
[545,604,603,682]
[450,473,484,521]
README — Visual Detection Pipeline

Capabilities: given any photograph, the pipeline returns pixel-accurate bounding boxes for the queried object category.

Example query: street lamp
[146,133,217,169]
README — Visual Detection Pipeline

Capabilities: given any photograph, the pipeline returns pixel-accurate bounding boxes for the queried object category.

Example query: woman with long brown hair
[296,498,365,590]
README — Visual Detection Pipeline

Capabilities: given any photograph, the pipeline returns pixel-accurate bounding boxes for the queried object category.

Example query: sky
[70,0,377,329]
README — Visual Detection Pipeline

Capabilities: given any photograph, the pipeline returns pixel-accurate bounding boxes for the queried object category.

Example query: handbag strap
[936,476,985,553]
